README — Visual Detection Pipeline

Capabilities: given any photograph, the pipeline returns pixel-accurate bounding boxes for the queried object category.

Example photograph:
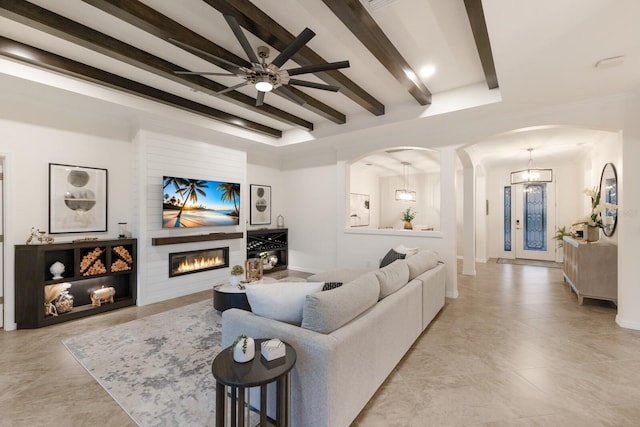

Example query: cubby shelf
[15,238,137,329]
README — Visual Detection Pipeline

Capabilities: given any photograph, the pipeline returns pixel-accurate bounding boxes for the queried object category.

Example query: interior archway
[347,147,441,231]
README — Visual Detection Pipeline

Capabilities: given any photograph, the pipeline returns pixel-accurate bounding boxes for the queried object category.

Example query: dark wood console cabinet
[247,229,288,272]
[15,238,137,329]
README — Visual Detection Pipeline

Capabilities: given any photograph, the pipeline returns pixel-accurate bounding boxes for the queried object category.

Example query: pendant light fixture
[510,148,553,185]
[395,162,416,201]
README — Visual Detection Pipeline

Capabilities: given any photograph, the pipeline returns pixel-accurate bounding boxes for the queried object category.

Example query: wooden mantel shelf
[151,232,243,246]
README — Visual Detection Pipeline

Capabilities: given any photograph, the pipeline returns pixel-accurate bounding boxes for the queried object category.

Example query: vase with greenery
[231,334,255,363]
[230,264,244,286]
[577,186,617,242]
[401,208,416,230]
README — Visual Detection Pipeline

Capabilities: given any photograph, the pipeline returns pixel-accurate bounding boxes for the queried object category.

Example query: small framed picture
[49,163,108,233]
[349,193,370,227]
[250,184,271,225]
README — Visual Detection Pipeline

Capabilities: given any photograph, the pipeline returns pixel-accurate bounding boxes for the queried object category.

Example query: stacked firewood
[80,248,107,276]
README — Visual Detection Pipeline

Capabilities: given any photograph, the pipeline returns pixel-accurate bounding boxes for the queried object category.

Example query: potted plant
[231,334,255,363]
[552,226,572,248]
[229,264,244,286]
[401,207,416,230]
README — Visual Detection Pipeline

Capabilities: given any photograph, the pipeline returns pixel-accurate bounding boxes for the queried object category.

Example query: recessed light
[420,65,436,79]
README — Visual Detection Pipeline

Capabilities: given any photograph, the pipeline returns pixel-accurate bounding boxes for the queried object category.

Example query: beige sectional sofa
[221,249,447,427]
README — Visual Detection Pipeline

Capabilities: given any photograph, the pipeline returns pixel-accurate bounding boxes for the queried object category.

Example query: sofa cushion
[379,248,406,268]
[374,259,410,299]
[301,272,379,334]
[406,250,440,280]
[245,281,324,324]
[306,267,373,284]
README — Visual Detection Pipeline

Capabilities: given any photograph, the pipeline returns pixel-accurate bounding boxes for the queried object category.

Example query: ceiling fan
[170,14,350,106]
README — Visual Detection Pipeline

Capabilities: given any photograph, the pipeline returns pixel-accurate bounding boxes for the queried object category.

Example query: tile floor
[1,261,639,426]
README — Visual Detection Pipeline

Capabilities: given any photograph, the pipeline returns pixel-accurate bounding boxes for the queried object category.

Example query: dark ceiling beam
[202,0,385,116]
[321,0,432,106]
[82,0,345,125]
[0,0,310,132]
[464,0,499,89]
[0,36,281,138]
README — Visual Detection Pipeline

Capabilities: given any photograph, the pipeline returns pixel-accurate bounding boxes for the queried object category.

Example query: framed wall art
[49,163,108,233]
[250,184,271,225]
[349,193,370,227]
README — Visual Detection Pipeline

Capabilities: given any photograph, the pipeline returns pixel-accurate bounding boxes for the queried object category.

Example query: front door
[514,182,556,261]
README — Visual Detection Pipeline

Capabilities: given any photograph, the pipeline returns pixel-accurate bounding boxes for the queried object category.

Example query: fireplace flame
[177,256,224,273]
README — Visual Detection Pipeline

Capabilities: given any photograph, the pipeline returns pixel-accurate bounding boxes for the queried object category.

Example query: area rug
[63,299,224,426]
[496,258,562,268]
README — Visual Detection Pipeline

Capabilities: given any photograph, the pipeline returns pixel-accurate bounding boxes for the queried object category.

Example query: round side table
[212,339,296,427]
[213,278,279,312]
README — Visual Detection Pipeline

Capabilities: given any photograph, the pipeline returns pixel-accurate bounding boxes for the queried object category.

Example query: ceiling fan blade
[174,71,238,76]
[274,86,306,105]
[288,79,340,92]
[285,60,350,76]
[213,81,250,96]
[169,38,244,74]
[223,14,262,69]
[271,28,315,68]
[256,91,265,107]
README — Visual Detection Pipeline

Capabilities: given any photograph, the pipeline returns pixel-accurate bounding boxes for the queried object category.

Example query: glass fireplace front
[169,247,229,278]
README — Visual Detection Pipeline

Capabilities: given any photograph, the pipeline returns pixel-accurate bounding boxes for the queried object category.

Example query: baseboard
[616,314,640,330]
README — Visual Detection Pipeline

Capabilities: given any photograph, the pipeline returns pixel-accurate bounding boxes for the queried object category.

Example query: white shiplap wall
[134,130,246,305]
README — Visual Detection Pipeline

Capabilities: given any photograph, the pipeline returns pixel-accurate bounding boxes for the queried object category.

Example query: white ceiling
[0,0,639,172]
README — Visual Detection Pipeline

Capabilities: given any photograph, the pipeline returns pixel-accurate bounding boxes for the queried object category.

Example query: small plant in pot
[231,334,255,363]
[229,264,244,287]
[401,207,416,230]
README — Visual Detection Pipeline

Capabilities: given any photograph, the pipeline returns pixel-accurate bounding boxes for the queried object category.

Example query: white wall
[134,130,246,305]
[0,119,133,329]
[246,163,285,231]
[282,163,339,273]
[379,172,441,230]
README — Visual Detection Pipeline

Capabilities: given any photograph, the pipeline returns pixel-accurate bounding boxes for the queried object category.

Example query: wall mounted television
[162,176,240,228]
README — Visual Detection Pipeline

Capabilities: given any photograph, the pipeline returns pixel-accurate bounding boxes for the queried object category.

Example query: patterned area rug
[63,299,224,426]
[496,258,562,268]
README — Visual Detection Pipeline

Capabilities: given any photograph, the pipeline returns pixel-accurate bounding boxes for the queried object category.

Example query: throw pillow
[322,282,343,291]
[374,259,410,299]
[301,272,380,334]
[406,250,440,280]
[394,244,419,258]
[245,281,324,324]
[379,248,406,268]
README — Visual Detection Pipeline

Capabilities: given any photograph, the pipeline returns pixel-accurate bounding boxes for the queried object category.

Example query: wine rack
[247,229,288,272]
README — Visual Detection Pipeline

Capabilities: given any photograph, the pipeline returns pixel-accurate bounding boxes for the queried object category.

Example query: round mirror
[599,162,618,237]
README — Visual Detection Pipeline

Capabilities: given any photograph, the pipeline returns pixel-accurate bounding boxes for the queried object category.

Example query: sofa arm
[221,309,338,427]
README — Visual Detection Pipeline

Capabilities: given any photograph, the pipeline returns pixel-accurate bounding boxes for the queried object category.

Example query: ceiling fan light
[255,80,273,92]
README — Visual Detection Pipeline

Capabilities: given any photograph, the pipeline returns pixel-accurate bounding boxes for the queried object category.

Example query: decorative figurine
[90,286,115,307]
[26,227,54,245]
[49,261,65,280]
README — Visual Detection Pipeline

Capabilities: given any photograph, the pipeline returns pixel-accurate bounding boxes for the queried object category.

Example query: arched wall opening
[346,147,442,232]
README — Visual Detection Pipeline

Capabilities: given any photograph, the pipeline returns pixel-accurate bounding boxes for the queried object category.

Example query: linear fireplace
[169,247,229,278]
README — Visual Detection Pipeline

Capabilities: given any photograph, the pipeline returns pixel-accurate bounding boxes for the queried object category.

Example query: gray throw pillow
[379,248,406,268]
[301,272,379,334]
